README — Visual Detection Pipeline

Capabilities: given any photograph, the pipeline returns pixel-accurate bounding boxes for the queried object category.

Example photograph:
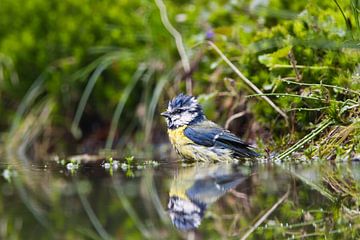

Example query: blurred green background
[1,1,360,239]
[0,0,359,157]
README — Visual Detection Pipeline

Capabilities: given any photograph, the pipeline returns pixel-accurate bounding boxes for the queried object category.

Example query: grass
[1,1,360,238]
[0,0,357,163]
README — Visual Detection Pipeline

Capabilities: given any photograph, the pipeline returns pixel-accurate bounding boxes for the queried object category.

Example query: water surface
[0,156,358,239]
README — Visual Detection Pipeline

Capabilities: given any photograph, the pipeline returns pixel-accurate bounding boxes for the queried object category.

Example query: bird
[161,93,260,161]
[167,164,249,231]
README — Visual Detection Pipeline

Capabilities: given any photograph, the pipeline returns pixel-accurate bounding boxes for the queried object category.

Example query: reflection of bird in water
[161,94,259,161]
[167,164,249,231]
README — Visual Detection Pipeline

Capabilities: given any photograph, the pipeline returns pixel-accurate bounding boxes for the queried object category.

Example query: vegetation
[0,0,359,159]
[0,0,360,239]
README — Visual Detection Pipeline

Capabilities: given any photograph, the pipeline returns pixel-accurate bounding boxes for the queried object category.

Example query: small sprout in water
[143,160,160,167]
[66,163,73,169]
[121,163,128,170]
[101,158,120,171]
[125,156,134,165]
[126,169,134,177]
[112,160,119,169]
[2,169,16,182]
[66,162,78,170]
[108,168,114,176]
[70,158,80,165]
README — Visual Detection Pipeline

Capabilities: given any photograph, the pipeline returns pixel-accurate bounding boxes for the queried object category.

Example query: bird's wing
[186,174,247,203]
[184,121,259,158]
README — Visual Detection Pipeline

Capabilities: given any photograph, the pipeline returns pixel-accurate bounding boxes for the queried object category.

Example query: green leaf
[258,46,293,69]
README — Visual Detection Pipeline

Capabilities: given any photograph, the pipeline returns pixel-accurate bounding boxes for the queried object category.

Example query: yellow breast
[168,126,193,145]
[169,165,197,200]
[167,126,234,161]
[168,126,195,160]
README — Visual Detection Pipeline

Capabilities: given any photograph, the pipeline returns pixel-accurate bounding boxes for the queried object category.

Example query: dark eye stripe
[173,109,183,114]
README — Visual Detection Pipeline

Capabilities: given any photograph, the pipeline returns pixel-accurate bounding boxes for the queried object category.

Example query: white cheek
[172,115,179,122]
[181,112,195,123]
[172,116,181,126]
[170,112,198,127]
[173,112,196,126]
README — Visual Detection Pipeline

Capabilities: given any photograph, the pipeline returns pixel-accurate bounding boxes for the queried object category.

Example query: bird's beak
[161,111,171,118]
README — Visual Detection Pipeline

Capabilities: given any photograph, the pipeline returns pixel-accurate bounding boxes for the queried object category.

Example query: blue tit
[167,164,249,231]
[161,93,260,161]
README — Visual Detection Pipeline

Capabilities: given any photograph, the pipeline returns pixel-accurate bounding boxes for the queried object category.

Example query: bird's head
[167,196,206,231]
[161,93,205,129]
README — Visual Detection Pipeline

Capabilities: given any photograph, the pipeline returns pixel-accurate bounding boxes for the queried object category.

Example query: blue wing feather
[184,120,259,158]
[186,174,245,202]
[183,123,218,147]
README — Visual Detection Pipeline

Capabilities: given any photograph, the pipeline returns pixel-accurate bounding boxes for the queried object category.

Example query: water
[0,155,359,239]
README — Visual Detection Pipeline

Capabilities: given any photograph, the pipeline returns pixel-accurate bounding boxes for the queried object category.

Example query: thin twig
[225,111,247,129]
[247,93,355,104]
[247,93,321,101]
[76,180,112,240]
[276,119,333,161]
[286,106,329,112]
[240,188,290,240]
[287,50,302,81]
[71,62,109,139]
[105,65,147,149]
[286,168,336,202]
[263,219,324,230]
[208,41,288,122]
[112,178,152,238]
[333,0,352,32]
[280,78,360,96]
[154,0,192,94]
[271,64,333,70]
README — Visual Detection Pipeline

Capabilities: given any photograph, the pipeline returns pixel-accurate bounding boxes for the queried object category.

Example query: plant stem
[208,41,288,122]
[277,119,334,161]
[154,0,192,94]
[240,188,290,240]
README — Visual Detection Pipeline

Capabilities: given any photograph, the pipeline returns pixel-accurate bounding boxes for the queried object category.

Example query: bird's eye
[174,109,183,114]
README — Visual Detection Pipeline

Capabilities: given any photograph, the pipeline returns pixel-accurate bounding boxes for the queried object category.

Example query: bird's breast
[168,126,196,159]
[168,126,194,146]
[167,125,234,161]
